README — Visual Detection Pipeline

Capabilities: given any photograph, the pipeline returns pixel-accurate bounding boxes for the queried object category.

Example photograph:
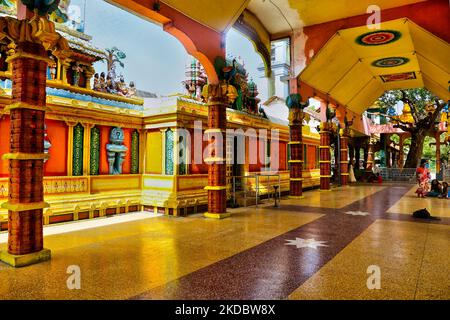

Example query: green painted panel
[72,123,84,176]
[131,130,139,174]
[90,126,100,176]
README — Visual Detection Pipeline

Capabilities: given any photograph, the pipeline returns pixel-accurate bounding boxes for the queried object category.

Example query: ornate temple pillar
[366,136,375,173]
[61,59,72,85]
[82,123,94,175]
[204,85,229,219]
[0,42,51,266]
[288,108,304,198]
[319,122,332,191]
[340,129,349,186]
[85,69,94,90]
[66,122,77,176]
[0,4,70,266]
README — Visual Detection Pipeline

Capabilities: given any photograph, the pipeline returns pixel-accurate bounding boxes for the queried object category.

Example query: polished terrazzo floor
[0,184,448,300]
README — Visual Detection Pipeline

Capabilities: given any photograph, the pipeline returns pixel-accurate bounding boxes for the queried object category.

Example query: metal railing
[379,168,417,182]
[232,174,281,207]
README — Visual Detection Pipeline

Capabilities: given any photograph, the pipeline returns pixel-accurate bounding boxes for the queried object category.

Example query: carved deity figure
[99,72,106,92]
[92,73,101,91]
[116,74,128,96]
[106,127,128,175]
[72,61,84,87]
[48,56,57,80]
[128,81,137,98]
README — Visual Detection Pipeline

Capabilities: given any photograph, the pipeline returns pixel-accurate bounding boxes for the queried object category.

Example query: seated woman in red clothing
[416,159,430,197]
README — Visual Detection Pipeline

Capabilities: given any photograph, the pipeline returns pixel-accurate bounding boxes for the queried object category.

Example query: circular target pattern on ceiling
[371,57,410,68]
[356,30,402,46]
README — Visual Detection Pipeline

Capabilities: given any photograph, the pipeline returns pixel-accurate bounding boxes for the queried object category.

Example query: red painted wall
[249,137,265,173]
[99,126,110,175]
[277,141,287,171]
[45,119,68,176]
[122,128,132,175]
[0,116,10,177]
[189,129,209,174]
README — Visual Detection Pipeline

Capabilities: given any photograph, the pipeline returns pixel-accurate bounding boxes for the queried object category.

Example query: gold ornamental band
[204,157,226,163]
[1,201,50,212]
[3,153,49,160]
[5,102,46,112]
[6,52,53,64]
[204,186,227,191]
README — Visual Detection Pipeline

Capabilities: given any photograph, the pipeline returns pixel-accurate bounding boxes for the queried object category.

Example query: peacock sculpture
[286,93,309,125]
[20,0,61,16]
[326,105,336,123]
[286,93,309,110]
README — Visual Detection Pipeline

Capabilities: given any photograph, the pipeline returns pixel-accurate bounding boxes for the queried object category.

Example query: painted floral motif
[131,130,139,174]
[72,123,84,176]
[372,57,410,68]
[165,128,174,175]
[380,72,417,82]
[356,30,401,46]
[90,126,100,175]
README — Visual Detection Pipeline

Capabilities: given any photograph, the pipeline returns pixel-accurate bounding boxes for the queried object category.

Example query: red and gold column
[0,42,51,267]
[366,136,375,173]
[319,122,332,191]
[288,108,303,198]
[340,129,349,186]
[204,84,229,219]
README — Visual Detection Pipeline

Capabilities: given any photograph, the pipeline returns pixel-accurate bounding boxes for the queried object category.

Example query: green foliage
[422,136,450,162]
[377,88,437,118]
[106,47,127,69]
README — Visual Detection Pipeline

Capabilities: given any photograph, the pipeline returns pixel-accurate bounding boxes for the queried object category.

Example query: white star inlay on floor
[285,238,328,249]
[345,210,371,216]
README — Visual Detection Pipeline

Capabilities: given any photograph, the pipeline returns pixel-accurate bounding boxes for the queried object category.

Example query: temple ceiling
[160,0,426,35]
[160,0,250,32]
[299,18,450,115]
[247,0,427,35]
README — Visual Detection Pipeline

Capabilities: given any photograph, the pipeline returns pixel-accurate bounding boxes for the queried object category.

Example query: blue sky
[70,0,265,97]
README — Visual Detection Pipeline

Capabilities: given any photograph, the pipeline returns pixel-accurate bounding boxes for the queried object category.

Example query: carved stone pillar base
[0,248,50,268]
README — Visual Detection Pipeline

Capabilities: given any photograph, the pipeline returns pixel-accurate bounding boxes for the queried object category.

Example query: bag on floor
[412,208,440,220]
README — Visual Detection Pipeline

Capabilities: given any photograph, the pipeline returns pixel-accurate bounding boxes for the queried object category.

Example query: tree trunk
[404,130,426,168]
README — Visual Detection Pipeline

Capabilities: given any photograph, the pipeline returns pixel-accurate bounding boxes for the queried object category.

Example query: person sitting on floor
[415,180,427,198]
[426,179,442,197]
[440,182,449,199]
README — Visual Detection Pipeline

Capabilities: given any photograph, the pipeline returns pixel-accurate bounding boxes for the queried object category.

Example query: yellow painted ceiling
[299,18,450,114]
[247,0,426,35]
[161,0,250,32]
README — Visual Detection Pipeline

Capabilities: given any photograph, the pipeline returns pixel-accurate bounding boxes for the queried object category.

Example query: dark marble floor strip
[132,186,411,300]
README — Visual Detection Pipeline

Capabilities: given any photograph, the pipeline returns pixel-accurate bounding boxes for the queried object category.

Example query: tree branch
[430,100,445,126]
[408,100,420,124]
[393,123,413,133]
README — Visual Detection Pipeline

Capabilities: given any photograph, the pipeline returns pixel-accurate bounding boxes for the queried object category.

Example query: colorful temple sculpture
[0,2,322,240]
